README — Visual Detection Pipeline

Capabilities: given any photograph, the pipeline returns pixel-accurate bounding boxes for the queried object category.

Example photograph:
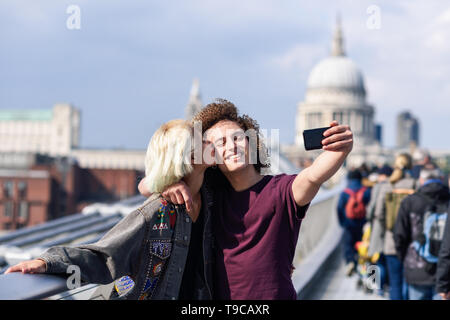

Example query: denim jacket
[38,185,215,300]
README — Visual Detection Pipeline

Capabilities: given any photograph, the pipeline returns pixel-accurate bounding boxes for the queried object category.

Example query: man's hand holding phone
[303,120,353,154]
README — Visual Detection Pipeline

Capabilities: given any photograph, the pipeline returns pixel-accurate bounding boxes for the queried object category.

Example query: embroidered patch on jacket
[114,275,135,297]
[143,277,158,292]
[152,262,164,276]
[138,292,148,300]
[169,208,176,229]
[150,240,172,259]
[138,277,158,300]
[152,222,169,230]
[158,199,168,218]
[157,199,177,230]
[157,207,166,220]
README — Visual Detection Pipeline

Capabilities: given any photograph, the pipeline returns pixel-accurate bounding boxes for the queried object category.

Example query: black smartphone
[302,127,331,151]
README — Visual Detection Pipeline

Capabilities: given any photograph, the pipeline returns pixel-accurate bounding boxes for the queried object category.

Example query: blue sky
[1,1,449,150]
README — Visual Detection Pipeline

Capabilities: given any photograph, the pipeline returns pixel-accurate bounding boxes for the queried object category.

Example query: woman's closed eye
[214,138,225,148]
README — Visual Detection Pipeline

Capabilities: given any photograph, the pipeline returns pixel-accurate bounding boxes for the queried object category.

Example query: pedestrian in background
[366,164,393,296]
[411,150,438,180]
[379,153,417,300]
[394,168,449,300]
[337,169,371,276]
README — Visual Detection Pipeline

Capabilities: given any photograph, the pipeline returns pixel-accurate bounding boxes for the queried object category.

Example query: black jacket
[436,213,450,293]
[394,181,450,286]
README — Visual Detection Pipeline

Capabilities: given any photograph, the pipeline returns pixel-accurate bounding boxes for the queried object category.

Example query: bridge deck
[304,244,387,300]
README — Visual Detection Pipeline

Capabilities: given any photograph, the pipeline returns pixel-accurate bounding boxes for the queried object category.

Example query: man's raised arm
[292,121,353,206]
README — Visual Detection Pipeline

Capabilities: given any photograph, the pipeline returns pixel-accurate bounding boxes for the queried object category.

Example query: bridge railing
[292,179,345,299]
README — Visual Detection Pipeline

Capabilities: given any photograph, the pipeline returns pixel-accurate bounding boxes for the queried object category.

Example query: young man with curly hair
[140,99,353,299]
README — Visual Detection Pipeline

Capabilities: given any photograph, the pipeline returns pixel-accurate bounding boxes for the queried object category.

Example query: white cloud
[271,43,327,73]
[424,8,450,54]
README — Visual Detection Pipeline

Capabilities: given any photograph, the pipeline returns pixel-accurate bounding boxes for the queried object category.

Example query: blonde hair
[144,119,193,193]
[389,153,412,184]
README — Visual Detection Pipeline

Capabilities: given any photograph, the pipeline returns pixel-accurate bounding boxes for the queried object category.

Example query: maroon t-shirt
[213,174,309,300]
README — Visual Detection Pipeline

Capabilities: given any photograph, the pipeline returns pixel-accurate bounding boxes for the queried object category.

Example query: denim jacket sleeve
[38,208,149,285]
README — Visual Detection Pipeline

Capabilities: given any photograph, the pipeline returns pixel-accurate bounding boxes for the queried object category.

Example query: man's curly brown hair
[192,98,270,173]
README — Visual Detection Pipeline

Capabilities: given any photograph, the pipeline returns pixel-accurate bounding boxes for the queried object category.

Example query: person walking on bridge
[394,168,449,300]
[337,169,371,276]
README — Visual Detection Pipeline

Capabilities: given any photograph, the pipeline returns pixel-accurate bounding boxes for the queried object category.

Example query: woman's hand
[4,259,47,274]
[162,181,193,213]
[139,177,193,212]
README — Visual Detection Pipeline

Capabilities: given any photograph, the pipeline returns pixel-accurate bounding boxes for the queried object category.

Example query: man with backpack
[337,169,371,276]
[394,168,450,300]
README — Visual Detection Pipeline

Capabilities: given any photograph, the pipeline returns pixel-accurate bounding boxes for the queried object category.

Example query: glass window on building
[307,112,323,128]
[18,201,28,220]
[4,201,13,218]
[362,114,366,133]
[3,181,14,198]
[18,181,27,198]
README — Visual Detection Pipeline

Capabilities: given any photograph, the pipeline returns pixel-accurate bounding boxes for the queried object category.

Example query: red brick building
[76,168,142,211]
[0,169,51,229]
[0,154,143,230]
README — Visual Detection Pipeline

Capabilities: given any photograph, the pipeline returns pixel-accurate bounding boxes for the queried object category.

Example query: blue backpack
[413,201,449,264]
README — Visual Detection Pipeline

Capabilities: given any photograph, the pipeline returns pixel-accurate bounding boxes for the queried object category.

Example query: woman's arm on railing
[5,259,47,274]
[4,208,147,285]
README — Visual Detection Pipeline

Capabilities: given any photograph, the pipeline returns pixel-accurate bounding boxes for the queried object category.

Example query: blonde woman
[5,119,215,300]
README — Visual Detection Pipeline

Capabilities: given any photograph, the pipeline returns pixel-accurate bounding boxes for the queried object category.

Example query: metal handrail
[310,179,345,206]
[0,272,68,300]
[38,219,121,248]
[3,214,122,247]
